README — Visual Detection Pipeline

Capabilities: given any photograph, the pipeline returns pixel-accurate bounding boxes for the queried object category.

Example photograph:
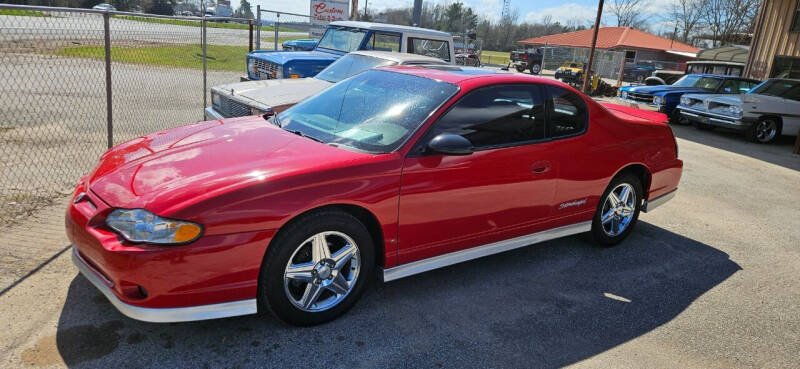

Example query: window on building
[364,32,401,52]
[428,85,547,149]
[408,38,451,62]
[770,56,800,79]
[625,50,636,63]
[792,3,800,32]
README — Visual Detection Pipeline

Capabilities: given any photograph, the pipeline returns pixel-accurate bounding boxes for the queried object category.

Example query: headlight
[211,92,221,109]
[620,91,628,99]
[728,105,743,117]
[653,96,664,105]
[247,58,255,76]
[106,209,203,245]
[680,96,691,106]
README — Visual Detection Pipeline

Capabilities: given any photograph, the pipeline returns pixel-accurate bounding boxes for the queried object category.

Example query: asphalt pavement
[0,124,798,368]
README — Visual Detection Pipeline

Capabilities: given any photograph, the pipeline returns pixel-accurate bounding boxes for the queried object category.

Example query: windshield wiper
[283,128,324,144]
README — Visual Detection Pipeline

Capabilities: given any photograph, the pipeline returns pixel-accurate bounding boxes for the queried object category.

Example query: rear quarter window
[408,38,450,62]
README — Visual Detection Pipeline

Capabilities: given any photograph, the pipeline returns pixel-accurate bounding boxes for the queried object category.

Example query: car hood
[214,78,331,109]
[624,85,709,96]
[87,117,369,214]
[248,50,339,64]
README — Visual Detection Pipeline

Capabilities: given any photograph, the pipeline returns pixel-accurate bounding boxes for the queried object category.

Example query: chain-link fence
[0,4,262,226]
[255,8,313,51]
[541,46,626,80]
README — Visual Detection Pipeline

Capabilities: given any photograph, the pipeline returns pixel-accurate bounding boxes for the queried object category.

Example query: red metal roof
[518,27,699,54]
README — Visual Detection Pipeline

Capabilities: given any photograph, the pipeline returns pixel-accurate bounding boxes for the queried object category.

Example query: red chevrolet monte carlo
[66,66,682,326]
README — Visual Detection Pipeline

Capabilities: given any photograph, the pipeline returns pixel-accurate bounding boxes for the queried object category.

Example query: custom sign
[309,0,349,38]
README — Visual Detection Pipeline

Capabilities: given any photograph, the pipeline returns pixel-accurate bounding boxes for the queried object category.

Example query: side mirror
[427,133,473,155]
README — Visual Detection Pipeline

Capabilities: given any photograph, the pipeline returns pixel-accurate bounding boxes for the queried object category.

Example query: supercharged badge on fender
[559,198,587,210]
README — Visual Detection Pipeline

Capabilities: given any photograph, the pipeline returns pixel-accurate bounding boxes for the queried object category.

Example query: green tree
[235,0,253,18]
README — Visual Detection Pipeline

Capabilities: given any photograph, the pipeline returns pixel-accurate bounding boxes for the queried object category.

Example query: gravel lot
[0,124,798,368]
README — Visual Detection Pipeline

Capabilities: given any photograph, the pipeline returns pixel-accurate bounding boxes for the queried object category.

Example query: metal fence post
[274,12,279,51]
[202,17,207,113]
[256,5,261,50]
[249,19,254,52]
[103,11,113,148]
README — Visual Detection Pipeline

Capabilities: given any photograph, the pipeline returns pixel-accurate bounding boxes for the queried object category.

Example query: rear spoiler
[599,102,668,124]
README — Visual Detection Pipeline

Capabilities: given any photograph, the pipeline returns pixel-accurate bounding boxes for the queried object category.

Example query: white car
[206,51,447,120]
[91,3,116,11]
[676,78,800,143]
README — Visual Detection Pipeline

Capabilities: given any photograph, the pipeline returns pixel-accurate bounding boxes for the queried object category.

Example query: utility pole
[582,0,604,93]
[412,0,422,26]
[351,0,359,20]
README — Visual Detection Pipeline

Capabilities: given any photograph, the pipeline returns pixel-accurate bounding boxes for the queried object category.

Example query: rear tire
[515,65,526,73]
[258,210,375,326]
[591,173,643,247]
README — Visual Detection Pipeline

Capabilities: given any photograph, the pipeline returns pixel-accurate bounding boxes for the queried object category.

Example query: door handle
[531,161,551,174]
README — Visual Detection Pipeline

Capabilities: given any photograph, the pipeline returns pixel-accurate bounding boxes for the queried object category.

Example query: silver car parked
[676,78,800,143]
[206,51,447,120]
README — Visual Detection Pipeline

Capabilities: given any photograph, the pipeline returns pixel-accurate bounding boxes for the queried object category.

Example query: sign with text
[309,0,349,38]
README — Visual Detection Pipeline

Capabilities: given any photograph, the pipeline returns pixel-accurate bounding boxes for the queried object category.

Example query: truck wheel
[515,65,526,73]
[745,117,781,143]
[530,64,541,75]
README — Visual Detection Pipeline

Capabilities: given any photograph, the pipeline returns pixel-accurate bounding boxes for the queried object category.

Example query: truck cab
[245,21,454,81]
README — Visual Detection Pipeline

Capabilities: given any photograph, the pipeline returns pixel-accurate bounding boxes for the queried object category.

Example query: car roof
[687,73,758,81]
[347,50,447,64]
[375,65,564,86]
[329,21,452,38]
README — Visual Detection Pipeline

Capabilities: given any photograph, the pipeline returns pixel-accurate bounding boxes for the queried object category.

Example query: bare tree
[607,0,648,28]
[668,0,708,43]
[702,0,759,46]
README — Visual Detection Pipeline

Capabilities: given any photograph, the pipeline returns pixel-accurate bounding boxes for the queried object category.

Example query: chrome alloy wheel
[600,183,636,237]
[754,119,778,143]
[283,231,361,312]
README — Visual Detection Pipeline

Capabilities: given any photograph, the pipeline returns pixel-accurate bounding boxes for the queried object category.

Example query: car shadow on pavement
[670,124,800,171]
[52,221,740,368]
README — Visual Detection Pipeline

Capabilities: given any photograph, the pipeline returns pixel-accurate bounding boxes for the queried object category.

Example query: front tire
[591,174,642,246]
[258,210,375,326]
[745,117,781,143]
[530,64,541,75]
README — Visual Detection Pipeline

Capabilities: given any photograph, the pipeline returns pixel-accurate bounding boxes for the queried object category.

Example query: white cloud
[525,3,598,26]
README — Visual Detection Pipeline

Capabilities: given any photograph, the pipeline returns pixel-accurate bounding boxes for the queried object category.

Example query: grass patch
[56,44,247,71]
[55,38,303,71]
[113,15,301,32]
[0,9,46,17]
[480,50,509,65]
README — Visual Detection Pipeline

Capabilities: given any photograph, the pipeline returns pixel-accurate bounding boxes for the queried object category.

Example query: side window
[720,79,741,93]
[428,85,547,149]
[546,86,587,138]
[364,33,400,52]
[408,38,450,62]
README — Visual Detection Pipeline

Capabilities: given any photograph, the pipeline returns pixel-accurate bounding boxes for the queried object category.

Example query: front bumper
[204,106,225,121]
[617,97,663,112]
[72,245,257,322]
[66,186,275,322]
[678,106,752,130]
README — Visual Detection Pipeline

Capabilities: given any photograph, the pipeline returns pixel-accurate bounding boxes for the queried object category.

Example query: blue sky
[233,0,669,31]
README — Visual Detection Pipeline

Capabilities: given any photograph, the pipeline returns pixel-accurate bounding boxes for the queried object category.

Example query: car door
[542,85,599,222]
[397,84,558,264]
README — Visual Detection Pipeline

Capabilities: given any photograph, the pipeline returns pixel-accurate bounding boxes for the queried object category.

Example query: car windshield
[316,27,367,53]
[672,75,723,90]
[315,54,396,83]
[749,79,800,99]
[276,70,459,153]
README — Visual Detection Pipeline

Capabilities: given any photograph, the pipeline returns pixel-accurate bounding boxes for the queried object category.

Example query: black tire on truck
[515,65,526,73]
[530,63,541,75]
